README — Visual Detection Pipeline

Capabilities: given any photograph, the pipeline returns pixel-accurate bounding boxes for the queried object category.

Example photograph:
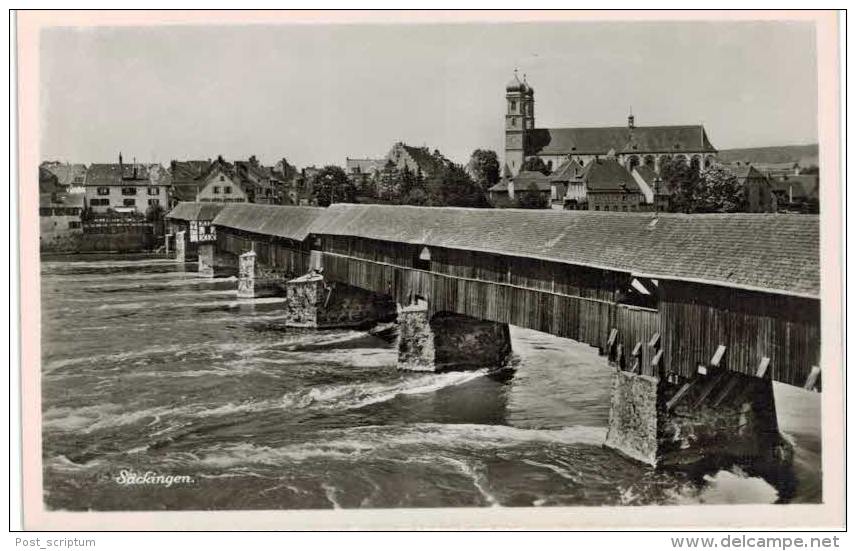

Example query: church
[503,71,718,176]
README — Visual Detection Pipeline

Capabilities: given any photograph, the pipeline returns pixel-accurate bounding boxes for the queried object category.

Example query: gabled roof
[86,164,158,186]
[488,180,509,192]
[728,164,768,182]
[583,157,640,193]
[166,202,227,222]
[529,125,716,156]
[42,163,87,187]
[171,160,210,183]
[549,158,585,183]
[394,144,449,176]
[310,204,819,298]
[213,204,326,242]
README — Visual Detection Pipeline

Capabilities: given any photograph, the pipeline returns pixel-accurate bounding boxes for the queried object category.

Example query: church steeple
[628,106,635,130]
[505,70,535,176]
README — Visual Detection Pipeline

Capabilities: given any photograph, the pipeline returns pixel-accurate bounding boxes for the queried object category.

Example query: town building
[39,166,84,248]
[346,142,451,200]
[345,158,383,195]
[41,162,88,193]
[169,160,212,205]
[769,173,819,213]
[582,154,647,212]
[84,154,171,214]
[728,164,775,213]
[549,158,585,208]
[503,70,717,176]
[488,170,551,207]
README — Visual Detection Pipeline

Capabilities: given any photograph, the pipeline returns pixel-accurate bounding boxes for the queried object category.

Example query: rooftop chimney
[628,107,635,130]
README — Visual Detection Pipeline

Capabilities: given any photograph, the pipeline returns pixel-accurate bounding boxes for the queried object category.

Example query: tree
[468,149,501,192]
[313,165,356,207]
[521,156,551,175]
[660,157,701,213]
[696,164,745,213]
[427,163,490,208]
[516,183,550,209]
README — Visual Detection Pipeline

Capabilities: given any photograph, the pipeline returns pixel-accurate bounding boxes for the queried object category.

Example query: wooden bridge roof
[165,202,226,222]
[212,203,326,242]
[311,204,820,299]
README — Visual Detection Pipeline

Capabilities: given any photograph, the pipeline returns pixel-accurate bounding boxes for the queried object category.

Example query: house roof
[583,157,641,193]
[166,202,227,222]
[309,203,819,298]
[513,171,551,191]
[346,158,383,174]
[86,163,165,186]
[488,180,509,192]
[394,144,448,176]
[633,165,658,186]
[213,204,326,242]
[39,166,61,194]
[42,163,87,187]
[728,164,768,181]
[530,125,716,156]
[771,175,820,200]
[549,158,585,183]
[171,160,210,182]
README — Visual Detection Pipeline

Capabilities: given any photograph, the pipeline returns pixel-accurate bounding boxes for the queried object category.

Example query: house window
[224,186,232,194]
[73,176,84,184]
[90,198,109,206]
[219,175,225,182]
[68,221,81,229]
[148,199,160,206]
[510,100,517,111]
[97,187,109,196]
[213,186,221,194]
[121,187,137,196]
[123,199,136,207]
[148,187,159,195]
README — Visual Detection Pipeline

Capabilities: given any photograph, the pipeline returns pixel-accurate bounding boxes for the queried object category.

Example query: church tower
[504,70,532,175]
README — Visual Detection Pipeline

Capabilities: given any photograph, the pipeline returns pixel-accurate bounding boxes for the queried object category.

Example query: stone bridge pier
[605,367,792,484]
[197,242,238,278]
[174,230,186,263]
[396,300,512,372]
[276,272,396,328]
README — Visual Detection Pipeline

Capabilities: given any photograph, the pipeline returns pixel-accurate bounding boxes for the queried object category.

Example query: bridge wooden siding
[168,202,821,389]
[659,280,820,388]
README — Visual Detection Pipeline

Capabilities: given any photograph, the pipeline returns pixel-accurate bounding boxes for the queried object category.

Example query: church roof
[529,125,716,156]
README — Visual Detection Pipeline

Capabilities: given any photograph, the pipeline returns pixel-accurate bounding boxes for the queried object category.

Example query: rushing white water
[40,255,821,510]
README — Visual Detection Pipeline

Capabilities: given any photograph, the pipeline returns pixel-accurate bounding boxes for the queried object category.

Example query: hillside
[716,144,818,167]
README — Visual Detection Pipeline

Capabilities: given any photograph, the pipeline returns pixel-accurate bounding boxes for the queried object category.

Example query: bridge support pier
[396,300,512,372]
[198,242,237,278]
[604,369,792,474]
[174,230,186,263]
[280,273,396,328]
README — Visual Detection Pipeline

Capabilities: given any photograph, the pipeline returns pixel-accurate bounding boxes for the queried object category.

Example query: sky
[40,20,818,167]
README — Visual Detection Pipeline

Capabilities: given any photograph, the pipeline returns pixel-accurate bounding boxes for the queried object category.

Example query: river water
[40,256,822,510]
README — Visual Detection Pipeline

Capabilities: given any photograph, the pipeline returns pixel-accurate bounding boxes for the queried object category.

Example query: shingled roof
[166,202,226,222]
[583,157,641,193]
[549,158,585,183]
[310,204,819,298]
[530,125,716,156]
[213,204,326,242]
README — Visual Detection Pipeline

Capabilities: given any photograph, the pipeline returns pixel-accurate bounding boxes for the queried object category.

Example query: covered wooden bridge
[167,202,820,390]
